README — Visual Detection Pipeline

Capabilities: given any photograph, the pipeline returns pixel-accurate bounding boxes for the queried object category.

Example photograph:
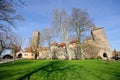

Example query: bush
[96,56,102,59]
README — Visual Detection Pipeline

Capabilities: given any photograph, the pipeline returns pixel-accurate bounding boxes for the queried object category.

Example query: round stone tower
[91,26,112,59]
[31,30,40,49]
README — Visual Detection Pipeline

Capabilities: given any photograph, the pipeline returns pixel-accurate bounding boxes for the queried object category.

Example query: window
[31,54,34,56]
[24,54,28,56]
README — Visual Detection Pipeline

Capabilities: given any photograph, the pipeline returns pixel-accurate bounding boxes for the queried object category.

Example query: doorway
[18,53,22,58]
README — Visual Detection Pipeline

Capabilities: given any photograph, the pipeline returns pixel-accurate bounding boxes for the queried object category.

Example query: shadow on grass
[17,60,120,80]
[17,61,82,80]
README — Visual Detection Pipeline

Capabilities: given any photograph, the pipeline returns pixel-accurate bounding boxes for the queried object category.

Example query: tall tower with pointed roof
[91,26,112,58]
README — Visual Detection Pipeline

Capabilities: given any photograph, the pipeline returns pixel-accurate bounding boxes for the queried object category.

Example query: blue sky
[14,0,120,50]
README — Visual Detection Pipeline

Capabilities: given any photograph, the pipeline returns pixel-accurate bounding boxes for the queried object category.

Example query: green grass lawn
[0,60,120,80]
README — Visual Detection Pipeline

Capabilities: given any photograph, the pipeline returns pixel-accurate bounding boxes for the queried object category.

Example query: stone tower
[31,30,40,49]
[91,26,112,58]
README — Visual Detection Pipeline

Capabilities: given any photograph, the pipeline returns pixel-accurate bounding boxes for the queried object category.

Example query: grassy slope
[0,60,120,80]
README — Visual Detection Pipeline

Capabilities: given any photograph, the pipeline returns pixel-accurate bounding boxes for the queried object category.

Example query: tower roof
[93,26,98,30]
[92,26,103,31]
[70,38,79,44]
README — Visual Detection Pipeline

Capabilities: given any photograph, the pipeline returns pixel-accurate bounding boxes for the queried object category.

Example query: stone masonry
[16,26,112,59]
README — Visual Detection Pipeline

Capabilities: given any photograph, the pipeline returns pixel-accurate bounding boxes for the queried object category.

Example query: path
[0,58,21,64]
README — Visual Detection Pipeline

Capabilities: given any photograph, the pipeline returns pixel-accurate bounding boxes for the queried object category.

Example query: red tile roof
[24,46,34,53]
[58,42,66,47]
[70,38,78,43]
[51,42,58,46]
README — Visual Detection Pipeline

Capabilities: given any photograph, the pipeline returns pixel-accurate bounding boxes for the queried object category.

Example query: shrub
[96,56,102,59]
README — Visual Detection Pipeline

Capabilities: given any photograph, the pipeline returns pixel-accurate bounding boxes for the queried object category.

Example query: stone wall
[38,50,51,59]
[91,26,112,58]
[67,43,81,60]
[19,26,112,60]
[37,42,81,60]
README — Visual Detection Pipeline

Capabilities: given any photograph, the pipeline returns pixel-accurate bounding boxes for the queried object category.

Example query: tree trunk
[0,51,2,61]
[12,53,15,64]
[65,45,68,59]
[12,48,15,64]
[75,23,81,42]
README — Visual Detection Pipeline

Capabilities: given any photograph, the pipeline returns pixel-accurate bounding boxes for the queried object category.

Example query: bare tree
[39,34,46,46]
[0,0,24,57]
[0,32,13,57]
[71,8,94,42]
[71,8,94,59]
[40,27,55,47]
[0,32,24,63]
[52,9,72,43]
[11,34,24,64]
[0,0,24,31]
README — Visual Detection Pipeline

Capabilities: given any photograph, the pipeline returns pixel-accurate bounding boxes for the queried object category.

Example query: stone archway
[18,53,22,58]
[103,53,107,57]
[3,54,12,59]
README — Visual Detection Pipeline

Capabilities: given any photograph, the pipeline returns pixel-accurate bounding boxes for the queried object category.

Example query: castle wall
[50,46,68,60]
[67,43,81,60]
[37,43,81,60]
[38,50,51,59]
[22,27,112,60]
[56,47,68,60]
